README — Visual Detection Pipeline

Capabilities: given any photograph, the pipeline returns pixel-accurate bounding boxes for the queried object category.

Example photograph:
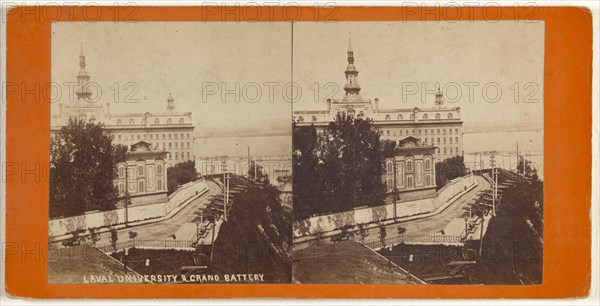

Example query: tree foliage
[435,155,467,189]
[517,157,541,182]
[293,113,387,219]
[50,118,127,218]
[167,160,198,195]
[248,161,271,186]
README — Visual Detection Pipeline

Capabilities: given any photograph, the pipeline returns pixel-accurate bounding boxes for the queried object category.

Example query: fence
[366,234,464,250]
[95,239,196,253]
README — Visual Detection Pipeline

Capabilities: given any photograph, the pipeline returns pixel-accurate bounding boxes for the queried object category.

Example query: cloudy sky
[52,21,544,134]
[293,21,544,130]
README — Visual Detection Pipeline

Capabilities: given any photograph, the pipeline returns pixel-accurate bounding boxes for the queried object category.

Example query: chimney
[326,99,332,112]
[374,98,379,111]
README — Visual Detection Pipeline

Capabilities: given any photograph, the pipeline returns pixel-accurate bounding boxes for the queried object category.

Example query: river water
[191,129,543,180]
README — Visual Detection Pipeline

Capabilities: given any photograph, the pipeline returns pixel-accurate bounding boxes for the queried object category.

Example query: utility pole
[224,172,230,222]
[490,153,497,217]
[393,161,398,220]
[247,146,251,178]
[516,141,520,174]
[221,159,226,187]
[124,164,131,227]
[210,215,216,263]
[479,210,485,258]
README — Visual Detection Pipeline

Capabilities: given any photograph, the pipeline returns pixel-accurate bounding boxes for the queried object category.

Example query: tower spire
[435,84,443,106]
[343,38,361,100]
[167,92,175,111]
[76,43,92,100]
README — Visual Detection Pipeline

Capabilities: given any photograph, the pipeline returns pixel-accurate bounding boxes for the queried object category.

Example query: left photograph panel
[48,22,293,284]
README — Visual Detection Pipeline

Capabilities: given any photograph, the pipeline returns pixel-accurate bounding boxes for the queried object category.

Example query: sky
[292,21,545,130]
[51,22,292,136]
[52,21,544,134]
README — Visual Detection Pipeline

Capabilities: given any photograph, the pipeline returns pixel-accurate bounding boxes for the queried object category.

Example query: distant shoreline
[462,127,543,134]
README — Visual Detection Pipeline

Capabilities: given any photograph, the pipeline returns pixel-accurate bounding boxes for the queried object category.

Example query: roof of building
[293,240,419,284]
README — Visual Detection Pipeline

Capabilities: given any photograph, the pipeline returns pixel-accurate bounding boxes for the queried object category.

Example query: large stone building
[115,141,169,207]
[293,41,464,161]
[50,47,195,166]
[382,136,437,201]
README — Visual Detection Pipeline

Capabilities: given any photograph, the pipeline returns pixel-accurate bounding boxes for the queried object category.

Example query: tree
[517,157,540,182]
[89,228,101,246]
[167,160,198,195]
[357,223,369,243]
[129,230,138,247]
[435,155,467,189]
[248,161,270,186]
[110,228,119,251]
[292,122,326,219]
[397,226,407,243]
[294,113,388,219]
[50,118,127,218]
[379,223,387,246]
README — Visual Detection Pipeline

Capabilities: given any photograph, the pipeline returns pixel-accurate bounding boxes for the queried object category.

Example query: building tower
[167,93,175,111]
[76,44,92,101]
[343,39,361,100]
[435,85,444,106]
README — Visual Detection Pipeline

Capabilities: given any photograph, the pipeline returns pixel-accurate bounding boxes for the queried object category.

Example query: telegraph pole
[479,211,485,258]
[490,153,497,217]
[393,162,398,220]
[124,165,131,227]
[247,146,251,178]
[224,172,230,222]
[516,141,520,174]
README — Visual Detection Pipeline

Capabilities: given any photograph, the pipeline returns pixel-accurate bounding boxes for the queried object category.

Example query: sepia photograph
[47,22,292,284]
[291,21,544,284]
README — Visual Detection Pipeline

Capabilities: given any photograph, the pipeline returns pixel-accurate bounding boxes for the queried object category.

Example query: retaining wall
[49,180,209,238]
[294,175,476,238]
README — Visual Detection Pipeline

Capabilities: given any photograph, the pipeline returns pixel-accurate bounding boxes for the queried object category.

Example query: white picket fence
[96,239,196,252]
[367,234,464,250]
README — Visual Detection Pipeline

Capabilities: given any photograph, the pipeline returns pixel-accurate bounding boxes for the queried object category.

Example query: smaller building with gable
[114,141,169,207]
[382,136,437,202]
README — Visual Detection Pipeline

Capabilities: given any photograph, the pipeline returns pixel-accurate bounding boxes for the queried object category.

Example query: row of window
[167,152,192,160]
[384,113,454,121]
[423,137,460,145]
[117,133,191,141]
[436,147,460,155]
[116,117,186,125]
[118,179,163,195]
[296,112,456,123]
[386,174,433,190]
[118,163,163,178]
[386,159,432,174]
[385,128,460,136]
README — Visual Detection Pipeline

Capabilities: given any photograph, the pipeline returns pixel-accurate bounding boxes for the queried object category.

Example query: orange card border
[4,6,593,299]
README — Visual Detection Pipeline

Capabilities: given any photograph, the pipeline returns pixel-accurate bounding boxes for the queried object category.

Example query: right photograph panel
[292,21,544,285]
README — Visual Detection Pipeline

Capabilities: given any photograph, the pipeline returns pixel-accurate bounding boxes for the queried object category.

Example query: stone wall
[49,180,209,238]
[294,175,476,238]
